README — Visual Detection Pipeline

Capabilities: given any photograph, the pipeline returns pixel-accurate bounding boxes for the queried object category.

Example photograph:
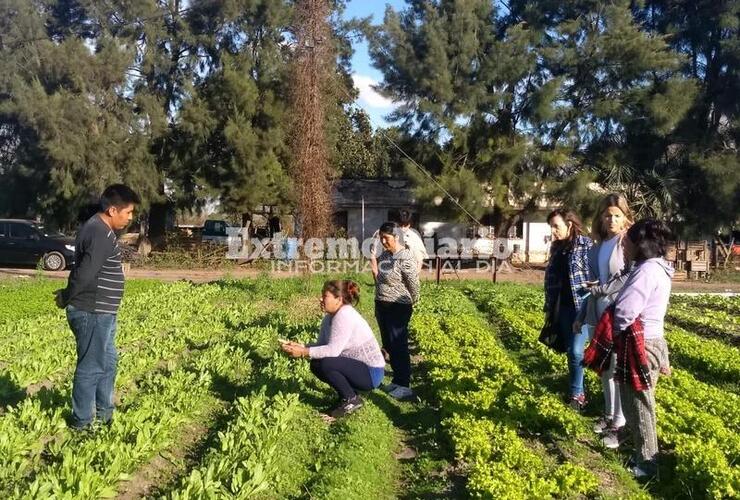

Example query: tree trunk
[148,202,169,249]
[289,0,334,242]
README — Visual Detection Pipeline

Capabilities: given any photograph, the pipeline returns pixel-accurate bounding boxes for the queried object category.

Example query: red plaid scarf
[583,306,651,391]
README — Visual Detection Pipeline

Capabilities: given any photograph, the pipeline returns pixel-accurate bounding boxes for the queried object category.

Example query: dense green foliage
[0,277,403,498]
[368,0,739,234]
[410,286,609,498]
[1,276,738,498]
[0,0,391,230]
[2,1,737,236]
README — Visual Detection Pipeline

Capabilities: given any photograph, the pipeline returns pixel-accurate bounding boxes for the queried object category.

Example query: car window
[204,221,228,236]
[9,223,36,239]
[31,224,64,237]
[0,223,6,237]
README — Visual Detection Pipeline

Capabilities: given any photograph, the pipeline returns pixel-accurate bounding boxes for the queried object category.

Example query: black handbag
[539,317,566,352]
[539,297,567,353]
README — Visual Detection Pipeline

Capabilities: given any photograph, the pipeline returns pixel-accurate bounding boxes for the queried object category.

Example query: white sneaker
[381,383,399,394]
[601,427,621,449]
[388,385,414,400]
[593,415,612,434]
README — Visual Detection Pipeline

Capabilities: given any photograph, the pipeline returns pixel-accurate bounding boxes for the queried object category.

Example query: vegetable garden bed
[1,277,736,499]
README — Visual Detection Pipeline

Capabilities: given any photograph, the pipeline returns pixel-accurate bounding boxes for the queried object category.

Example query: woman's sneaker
[329,395,364,418]
[381,382,400,394]
[631,459,658,479]
[601,424,624,449]
[388,385,414,400]
[568,394,586,411]
[593,415,613,434]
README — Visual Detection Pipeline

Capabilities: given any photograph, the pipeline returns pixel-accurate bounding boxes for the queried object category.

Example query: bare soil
[0,265,736,292]
[115,420,211,500]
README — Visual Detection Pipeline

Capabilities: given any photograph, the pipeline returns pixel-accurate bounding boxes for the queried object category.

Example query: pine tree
[633,0,739,235]
[0,0,160,229]
[167,49,293,220]
[368,0,716,233]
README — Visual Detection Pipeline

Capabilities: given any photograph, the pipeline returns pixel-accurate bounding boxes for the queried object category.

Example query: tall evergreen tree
[0,0,160,229]
[524,0,698,221]
[368,0,714,233]
[633,0,739,234]
[163,1,295,225]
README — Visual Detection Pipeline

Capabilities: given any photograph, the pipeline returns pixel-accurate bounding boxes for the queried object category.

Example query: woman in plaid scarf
[613,219,673,479]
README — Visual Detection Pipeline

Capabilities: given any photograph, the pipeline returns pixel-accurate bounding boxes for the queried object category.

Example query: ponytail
[322,280,361,306]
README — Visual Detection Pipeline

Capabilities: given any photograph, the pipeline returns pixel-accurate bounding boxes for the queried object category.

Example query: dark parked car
[0,219,76,271]
[201,219,242,245]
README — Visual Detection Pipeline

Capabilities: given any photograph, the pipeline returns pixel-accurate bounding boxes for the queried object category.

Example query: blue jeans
[557,304,587,398]
[66,305,118,427]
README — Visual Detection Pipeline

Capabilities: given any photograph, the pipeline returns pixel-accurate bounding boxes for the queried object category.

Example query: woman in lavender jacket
[613,219,674,479]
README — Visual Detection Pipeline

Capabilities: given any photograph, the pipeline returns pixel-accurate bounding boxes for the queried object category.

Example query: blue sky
[342,1,406,128]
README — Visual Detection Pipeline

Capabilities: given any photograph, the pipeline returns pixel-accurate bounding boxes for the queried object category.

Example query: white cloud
[352,74,395,109]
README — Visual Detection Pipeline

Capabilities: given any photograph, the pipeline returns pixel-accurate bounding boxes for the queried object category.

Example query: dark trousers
[66,305,118,428]
[375,300,413,387]
[310,357,374,400]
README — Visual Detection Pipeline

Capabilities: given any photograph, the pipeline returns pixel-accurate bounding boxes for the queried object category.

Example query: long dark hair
[547,208,584,249]
[627,219,673,262]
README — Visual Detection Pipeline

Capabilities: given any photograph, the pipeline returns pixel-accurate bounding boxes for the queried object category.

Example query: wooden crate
[688,261,708,272]
[672,271,687,281]
[685,241,708,262]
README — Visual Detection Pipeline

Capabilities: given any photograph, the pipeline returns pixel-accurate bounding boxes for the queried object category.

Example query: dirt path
[1,265,736,292]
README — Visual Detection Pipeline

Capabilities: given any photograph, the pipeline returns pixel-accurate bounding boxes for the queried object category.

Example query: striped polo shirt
[95,229,124,314]
[62,215,125,314]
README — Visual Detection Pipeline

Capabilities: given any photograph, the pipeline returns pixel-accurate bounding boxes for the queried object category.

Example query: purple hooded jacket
[613,258,674,340]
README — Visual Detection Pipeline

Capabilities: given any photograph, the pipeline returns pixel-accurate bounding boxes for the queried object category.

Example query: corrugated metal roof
[332,179,418,208]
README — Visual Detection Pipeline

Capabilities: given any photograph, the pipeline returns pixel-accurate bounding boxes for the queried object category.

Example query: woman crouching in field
[280,280,385,418]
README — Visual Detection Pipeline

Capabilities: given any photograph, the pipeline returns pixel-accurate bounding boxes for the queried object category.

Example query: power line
[340,84,485,227]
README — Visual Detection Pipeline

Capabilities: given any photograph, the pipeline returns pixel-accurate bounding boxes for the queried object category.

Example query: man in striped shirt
[55,184,140,430]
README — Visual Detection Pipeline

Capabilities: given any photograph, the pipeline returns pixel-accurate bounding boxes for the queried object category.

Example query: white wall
[525,221,551,263]
[343,211,552,263]
[346,208,388,242]
[418,220,468,239]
